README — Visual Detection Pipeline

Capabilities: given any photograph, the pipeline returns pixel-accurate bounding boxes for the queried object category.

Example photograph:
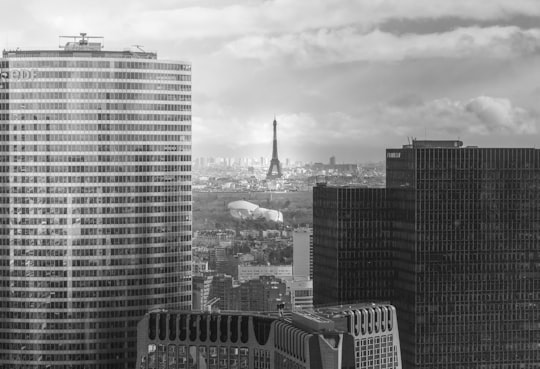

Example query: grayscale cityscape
[0,1,539,369]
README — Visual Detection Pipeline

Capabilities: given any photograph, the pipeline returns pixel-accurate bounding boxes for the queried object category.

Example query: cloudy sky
[1,0,540,162]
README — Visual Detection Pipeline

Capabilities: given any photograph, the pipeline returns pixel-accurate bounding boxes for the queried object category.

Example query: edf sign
[0,69,38,81]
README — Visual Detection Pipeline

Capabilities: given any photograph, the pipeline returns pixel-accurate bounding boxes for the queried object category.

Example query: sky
[1,0,540,163]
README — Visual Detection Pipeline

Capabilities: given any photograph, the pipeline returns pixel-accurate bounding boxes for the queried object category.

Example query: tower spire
[266,116,282,179]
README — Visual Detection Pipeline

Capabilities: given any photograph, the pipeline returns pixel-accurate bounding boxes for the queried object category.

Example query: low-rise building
[287,279,313,311]
[136,303,402,369]
[238,265,293,282]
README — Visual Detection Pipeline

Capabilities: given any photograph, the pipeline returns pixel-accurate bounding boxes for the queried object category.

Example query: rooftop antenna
[59,32,104,49]
[132,45,146,53]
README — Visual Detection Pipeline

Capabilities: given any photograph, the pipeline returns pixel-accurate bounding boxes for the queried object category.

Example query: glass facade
[387,143,540,369]
[0,46,192,368]
[313,141,540,369]
[313,186,393,306]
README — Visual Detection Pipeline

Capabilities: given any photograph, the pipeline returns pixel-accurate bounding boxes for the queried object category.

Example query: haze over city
[1,0,539,162]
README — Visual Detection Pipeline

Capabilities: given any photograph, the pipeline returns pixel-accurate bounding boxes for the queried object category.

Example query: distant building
[208,274,235,311]
[287,279,313,311]
[292,227,313,280]
[193,260,209,275]
[137,303,402,369]
[237,253,255,265]
[329,156,336,165]
[261,229,282,238]
[208,246,227,271]
[192,274,213,311]
[238,265,293,282]
[233,275,290,312]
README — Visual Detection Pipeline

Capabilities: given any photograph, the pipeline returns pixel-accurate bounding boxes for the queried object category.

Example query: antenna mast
[59,32,104,49]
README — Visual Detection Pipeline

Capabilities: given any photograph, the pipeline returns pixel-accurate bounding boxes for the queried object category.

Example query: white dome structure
[228,200,283,223]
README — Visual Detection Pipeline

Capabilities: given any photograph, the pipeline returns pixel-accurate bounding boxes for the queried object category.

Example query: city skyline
[1,0,539,162]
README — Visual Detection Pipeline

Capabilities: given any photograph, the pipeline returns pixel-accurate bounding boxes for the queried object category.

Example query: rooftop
[2,33,157,60]
[402,139,464,149]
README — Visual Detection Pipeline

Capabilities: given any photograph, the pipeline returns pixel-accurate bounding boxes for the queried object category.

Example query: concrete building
[207,274,237,311]
[287,279,313,311]
[192,274,213,311]
[0,35,192,369]
[237,265,293,282]
[292,227,313,280]
[233,275,290,312]
[136,303,401,369]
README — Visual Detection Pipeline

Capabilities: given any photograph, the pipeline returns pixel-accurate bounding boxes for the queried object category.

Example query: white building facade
[0,38,192,369]
[237,265,293,281]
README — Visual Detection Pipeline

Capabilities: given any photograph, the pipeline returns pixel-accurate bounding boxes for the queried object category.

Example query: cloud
[18,0,540,47]
[464,96,537,134]
[224,26,540,66]
[379,96,537,136]
[193,95,538,160]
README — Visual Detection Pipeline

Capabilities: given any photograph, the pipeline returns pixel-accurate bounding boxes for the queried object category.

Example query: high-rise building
[136,303,402,369]
[292,227,313,280]
[313,140,540,369]
[387,140,540,369]
[313,186,392,306]
[0,35,192,368]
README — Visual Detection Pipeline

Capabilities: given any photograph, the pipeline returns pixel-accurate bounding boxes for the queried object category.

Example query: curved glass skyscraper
[0,36,192,369]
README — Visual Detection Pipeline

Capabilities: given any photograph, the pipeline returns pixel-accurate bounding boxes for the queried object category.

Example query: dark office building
[313,186,392,306]
[387,140,540,369]
[313,140,540,369]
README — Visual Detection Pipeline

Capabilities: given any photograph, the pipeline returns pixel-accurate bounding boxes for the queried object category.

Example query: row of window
[9,163,190,173]
[1,91,190,101]
[144,344,250,369]
[8,123,192,132]
[3,194,190,205]
[7,174,190,185]
[3,102,191,111]
[17,70,191,81]
[3,113,191,121]
[6,234,190,247]
[7,214,189,226]
[5,186,188,195]
[3,144,190,152]
[0,301,188,320]
[4,59,190,71]
[10,154,191,162]
[3,81,191,91]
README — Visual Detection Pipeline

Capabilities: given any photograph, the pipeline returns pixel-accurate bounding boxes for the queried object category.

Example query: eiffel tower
[266,117,282,179]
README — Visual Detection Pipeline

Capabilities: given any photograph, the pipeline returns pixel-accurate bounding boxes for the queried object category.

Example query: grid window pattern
[313,186,393,306]
[387,145,540,369]
[0,51,192,369]
[144,344,248,369]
